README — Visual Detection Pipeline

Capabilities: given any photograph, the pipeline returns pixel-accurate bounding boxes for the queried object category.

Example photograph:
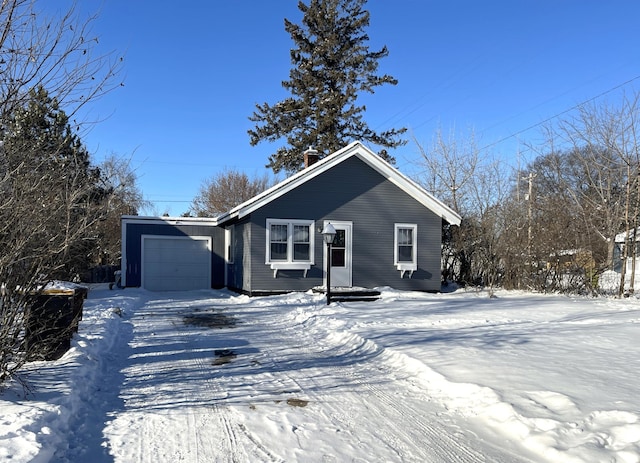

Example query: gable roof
[215,141,462,226]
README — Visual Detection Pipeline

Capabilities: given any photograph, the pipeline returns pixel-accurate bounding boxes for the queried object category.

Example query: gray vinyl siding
[123,221,225,288]
[245,156,443,293]
[225,218,250,292]
[242,223,252,291]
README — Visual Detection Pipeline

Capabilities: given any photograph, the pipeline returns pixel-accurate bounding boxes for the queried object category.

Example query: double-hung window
[394,223,417,277]
[269,223,289,261]
[293,224,311,261]
[266,219,315,276]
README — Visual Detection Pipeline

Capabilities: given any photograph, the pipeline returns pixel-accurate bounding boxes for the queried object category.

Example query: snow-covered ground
[1,286,639,462]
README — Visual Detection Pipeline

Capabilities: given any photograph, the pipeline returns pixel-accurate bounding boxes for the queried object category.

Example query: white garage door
[142,235,212,291]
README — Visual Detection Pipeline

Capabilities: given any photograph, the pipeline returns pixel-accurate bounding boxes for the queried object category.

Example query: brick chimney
[304,146,319,168]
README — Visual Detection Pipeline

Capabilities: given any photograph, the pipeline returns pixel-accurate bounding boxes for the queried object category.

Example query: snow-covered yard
[1,286,639,462]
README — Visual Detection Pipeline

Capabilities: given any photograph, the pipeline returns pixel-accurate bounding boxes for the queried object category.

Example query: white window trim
[266,219,315,277]
[225,225,235,264]
[394,223,418,278]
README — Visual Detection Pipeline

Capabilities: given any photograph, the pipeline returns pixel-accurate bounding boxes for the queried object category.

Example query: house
[546,249,596,274]
[614,227,640,275]
[120,216,224,291]
[596,228,640,292]
[121,141,461,294]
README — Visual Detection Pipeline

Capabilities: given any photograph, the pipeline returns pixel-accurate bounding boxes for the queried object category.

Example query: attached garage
[142,235,212,291]
[121,216,225,291]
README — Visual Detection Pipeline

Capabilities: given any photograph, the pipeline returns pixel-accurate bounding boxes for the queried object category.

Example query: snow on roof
[615,228,640,242]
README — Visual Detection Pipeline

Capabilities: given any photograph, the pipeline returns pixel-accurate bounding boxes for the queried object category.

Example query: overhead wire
[476,73,640,153]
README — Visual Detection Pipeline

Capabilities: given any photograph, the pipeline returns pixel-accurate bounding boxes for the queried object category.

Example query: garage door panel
[145,262,207,280]
[142,236,211,291]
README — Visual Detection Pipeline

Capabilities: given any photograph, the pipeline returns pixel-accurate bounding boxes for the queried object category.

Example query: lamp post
[321,222,337,305]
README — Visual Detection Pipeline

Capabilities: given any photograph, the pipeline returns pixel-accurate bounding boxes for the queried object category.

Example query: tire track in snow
[320,334,526,463]
[170,316,244,463]
[107,300,247,463]
[316,329,490,461]
[173,308,282,463]
[245,312,450,461]
[258,319,469,461]
[252,303,532,463]
[113,293,530,462]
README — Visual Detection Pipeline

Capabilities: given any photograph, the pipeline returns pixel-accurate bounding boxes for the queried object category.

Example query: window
[397,227,414,262]
[225,225,235,264]
[266,219,315,276]
[293,225,310,261]
[331,229,346,267]
[270,224,288,261]
[394,224,417,277]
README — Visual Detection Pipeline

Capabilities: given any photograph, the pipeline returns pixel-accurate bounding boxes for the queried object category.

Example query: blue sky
[71,1,640,216]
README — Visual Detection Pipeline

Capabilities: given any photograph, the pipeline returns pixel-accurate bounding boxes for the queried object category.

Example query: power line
[477,74,640,153]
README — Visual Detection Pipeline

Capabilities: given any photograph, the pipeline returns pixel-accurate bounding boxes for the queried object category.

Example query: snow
[1,286,639,462]
[601,269,640,294]
[41,281,88,291]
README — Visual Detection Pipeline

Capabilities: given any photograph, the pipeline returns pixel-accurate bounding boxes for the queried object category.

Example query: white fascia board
[352,148,462,226]
[121,215,219,227]
[217,142,363,225]
[120,216,128,286]
[215,140,462,226]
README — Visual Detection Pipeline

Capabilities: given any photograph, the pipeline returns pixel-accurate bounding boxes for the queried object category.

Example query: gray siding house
[121,141,461,293]
[120,216,224,290]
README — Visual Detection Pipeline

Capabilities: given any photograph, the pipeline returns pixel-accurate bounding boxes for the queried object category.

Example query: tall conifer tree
[1,86,106,279]
[248,0,406,174]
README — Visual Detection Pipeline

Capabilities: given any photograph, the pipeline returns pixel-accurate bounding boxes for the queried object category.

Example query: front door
[326,221,352,288]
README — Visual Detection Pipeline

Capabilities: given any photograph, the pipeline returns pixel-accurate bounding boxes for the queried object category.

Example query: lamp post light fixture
[321,222,337,305]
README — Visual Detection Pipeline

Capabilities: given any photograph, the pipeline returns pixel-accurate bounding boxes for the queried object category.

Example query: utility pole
[527,173,534,249]
[523,172,536,265]
[630,170,640,294]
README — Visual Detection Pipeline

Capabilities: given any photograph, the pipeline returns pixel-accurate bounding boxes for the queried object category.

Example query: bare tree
[512,149,603,293]
[414,128,479,213]
[190,168,275,217]
[96,154,150,266]
[0,1,122,383]
[542,91,640,295]
[467,158,511,295]
[414,128,509,294]
[1,0,122,120]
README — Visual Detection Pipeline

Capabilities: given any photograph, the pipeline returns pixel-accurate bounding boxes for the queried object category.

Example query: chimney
[304,146,319,168]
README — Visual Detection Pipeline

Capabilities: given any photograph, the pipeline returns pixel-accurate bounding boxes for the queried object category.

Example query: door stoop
[313,287,381,302]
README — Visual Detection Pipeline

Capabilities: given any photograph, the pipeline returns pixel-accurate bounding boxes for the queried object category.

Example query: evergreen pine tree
[3,87,97,186]
[248,0,406,174]
[1,85,107,279]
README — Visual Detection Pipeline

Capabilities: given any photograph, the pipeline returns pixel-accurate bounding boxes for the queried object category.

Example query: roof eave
[352,148,462,226]
[215,140,462,227]
[216,142,363,225]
